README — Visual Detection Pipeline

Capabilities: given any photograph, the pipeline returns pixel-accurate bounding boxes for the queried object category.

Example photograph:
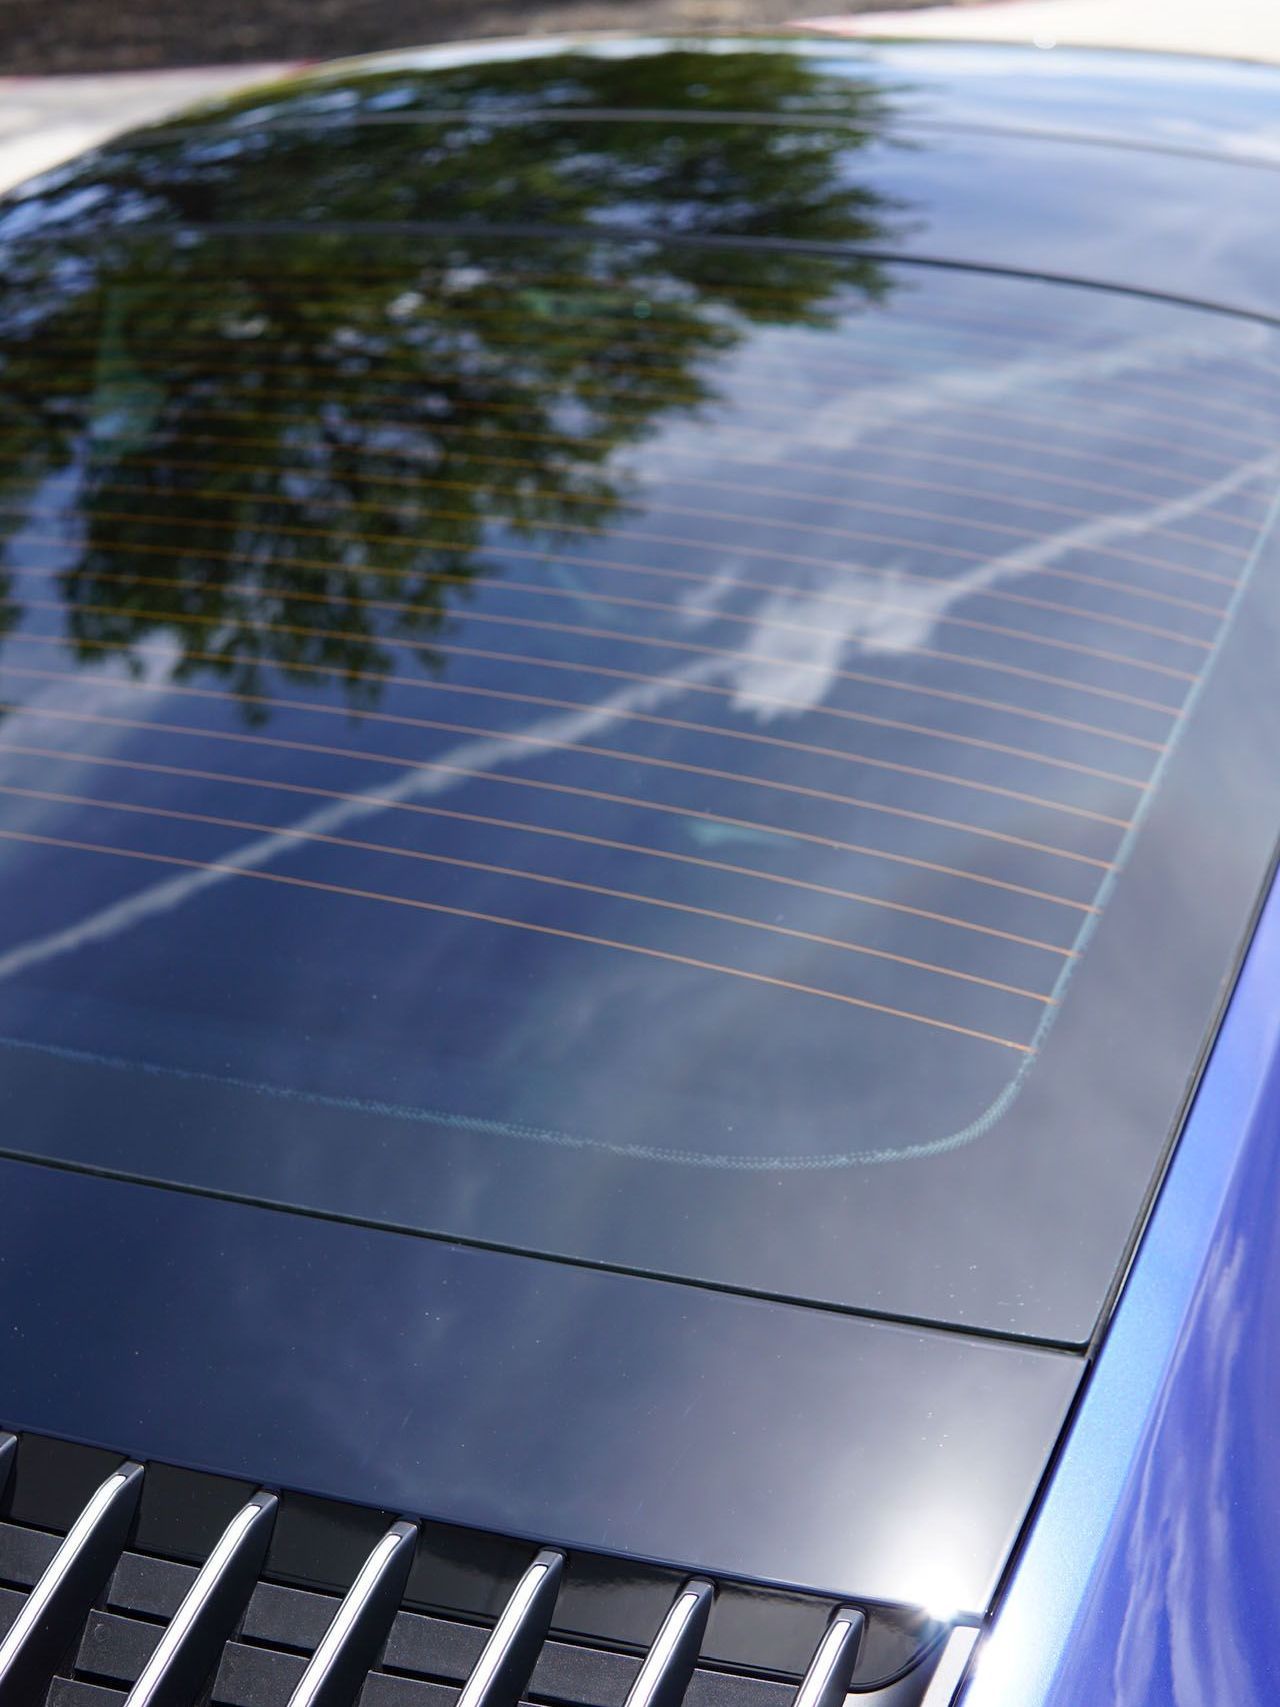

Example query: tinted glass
[2,46,1279,1341]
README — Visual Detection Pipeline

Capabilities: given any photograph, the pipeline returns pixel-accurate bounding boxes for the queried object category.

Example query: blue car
[0,30,1277,1707]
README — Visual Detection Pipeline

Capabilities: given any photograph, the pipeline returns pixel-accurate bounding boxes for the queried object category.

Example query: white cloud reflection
[1,314,1274,1007]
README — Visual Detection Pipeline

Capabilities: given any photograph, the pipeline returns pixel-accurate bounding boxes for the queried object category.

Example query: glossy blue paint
[959,867,1280,1706]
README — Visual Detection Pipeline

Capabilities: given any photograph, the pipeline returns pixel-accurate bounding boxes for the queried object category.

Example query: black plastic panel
[0,1163,1078,1618]
[2,1447,935,1686]
[5,1442,121,1532]
[48,1684,125,1707]
[0,1429,961,1707]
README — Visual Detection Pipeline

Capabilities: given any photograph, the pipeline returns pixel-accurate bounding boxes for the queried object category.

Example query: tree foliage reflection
[0,48,907,719]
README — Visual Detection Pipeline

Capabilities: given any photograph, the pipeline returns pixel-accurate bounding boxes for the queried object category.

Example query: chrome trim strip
[792,1606,866,1707]
[456,1548,565,1707]
[0,1458,143,1707]
[623,1580,714,1707]
[124,1490,277,1707]
[285,1520,418,1707]
[0,1436,14,1499]
[921,1628,980,1706]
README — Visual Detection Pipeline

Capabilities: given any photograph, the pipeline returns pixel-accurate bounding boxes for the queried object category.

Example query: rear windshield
[2,47,1280,1342]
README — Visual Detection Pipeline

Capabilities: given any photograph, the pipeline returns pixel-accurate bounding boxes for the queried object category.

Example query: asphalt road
[0,0,954,75]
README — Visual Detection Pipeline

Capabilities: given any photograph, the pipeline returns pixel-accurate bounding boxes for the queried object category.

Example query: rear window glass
[2,49,1280,1340]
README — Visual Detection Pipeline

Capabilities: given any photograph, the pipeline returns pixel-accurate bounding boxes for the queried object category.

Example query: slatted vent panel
[0,1433,961,1707]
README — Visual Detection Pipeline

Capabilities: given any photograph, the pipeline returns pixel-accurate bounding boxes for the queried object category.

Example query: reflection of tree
[0,49,905,719]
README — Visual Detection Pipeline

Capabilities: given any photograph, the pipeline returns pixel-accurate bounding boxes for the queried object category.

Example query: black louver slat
[0,1461,144,1706]
[123,1493,277,1707]
[0,1440,20,1659]
[798,1604,866,1707]
[0,1431,965,1707]
[623,1582,714,1707]
[285,1520,418,1707]
[456,1550,565,1707]
[791,1609,865,1707]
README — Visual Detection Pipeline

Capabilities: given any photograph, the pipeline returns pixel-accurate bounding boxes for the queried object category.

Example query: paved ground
[0,0,955,75]
[809,0,1280,63]
[0,65,297,194]
[0,0,952,197]
[3,0,1277,200]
